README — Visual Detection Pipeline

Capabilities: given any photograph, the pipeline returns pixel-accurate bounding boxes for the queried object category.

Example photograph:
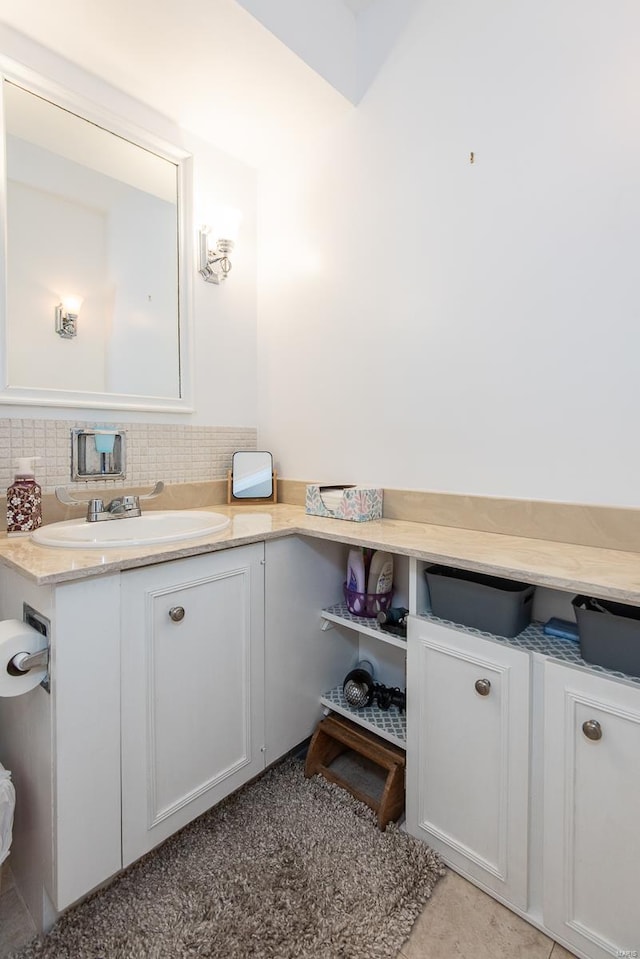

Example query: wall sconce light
[55,295,82,338]
[198,227,234,284]
[198,207,242,284]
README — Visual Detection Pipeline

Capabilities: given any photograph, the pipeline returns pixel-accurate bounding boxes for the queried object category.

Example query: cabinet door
[121,544,265,865]
[406,620,530,909]
[543,661,640,959]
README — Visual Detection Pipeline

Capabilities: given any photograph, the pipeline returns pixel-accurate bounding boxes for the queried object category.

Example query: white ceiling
[0,0,355,169]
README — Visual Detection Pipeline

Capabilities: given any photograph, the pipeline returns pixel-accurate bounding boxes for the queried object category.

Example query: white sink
[31,511,231,549]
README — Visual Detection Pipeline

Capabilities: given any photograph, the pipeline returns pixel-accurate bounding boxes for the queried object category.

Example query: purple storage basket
[343,582,393,618]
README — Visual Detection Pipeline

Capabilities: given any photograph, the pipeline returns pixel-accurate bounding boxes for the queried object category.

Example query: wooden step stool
[305,713,405,830]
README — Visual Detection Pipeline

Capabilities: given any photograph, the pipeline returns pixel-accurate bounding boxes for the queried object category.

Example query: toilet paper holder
[14,605,50,692]
[0,609,50,698]
[10,647,48,674]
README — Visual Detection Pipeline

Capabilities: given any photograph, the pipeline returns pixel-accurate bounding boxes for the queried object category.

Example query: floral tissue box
[305,485,383,522]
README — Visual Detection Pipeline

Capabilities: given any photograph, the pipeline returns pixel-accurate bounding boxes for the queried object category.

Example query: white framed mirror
[0,59,193,411]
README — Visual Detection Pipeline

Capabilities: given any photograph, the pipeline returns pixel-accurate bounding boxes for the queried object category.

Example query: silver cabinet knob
[582,719,602,741]
[475,678,491,696]
[169,606,185,622]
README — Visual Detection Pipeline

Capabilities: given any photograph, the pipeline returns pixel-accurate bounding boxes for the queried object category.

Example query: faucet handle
[87,499,105,521]
[138,481,165,500]
[55,489,107,522]
[55,486,89,507]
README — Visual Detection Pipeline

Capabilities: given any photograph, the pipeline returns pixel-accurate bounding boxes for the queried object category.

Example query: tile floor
[397,870,576,959]
[0,861,577,959]
[0,865,35,958]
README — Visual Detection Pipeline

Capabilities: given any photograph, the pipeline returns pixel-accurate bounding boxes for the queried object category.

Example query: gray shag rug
[13,758,445,959]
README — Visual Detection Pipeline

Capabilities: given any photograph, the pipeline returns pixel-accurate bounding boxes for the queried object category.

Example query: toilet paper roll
[0,620,48,697]
[0,761,15,865]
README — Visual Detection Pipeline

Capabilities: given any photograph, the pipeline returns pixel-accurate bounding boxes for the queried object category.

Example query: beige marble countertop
[0,503,639,603]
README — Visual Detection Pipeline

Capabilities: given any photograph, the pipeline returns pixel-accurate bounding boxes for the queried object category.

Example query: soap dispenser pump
[7,457,42,536]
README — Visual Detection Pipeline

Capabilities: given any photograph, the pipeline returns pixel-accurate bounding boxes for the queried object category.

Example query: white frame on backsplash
[0,57,194,413]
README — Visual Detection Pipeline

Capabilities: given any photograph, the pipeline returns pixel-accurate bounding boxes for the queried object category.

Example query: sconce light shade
[198,227,234,284]
[55,295,82,338]
[198,209,241,284]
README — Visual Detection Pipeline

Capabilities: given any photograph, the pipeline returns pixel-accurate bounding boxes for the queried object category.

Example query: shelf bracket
[321,618,335,632]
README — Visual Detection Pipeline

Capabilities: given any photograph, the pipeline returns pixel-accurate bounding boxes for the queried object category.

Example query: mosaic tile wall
[0,419,257,493]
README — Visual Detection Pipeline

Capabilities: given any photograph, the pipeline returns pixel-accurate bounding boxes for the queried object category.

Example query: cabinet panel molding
[121,545,265,865]
[416,640,512,881]
[143,567,254,827]
[544,661,640,959]
[407,620,530,910]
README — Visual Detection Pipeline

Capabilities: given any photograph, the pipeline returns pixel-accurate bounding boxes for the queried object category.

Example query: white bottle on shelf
[346,547,366,593]
[367,551,394,594]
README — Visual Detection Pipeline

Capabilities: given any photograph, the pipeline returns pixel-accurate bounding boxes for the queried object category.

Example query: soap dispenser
[6,457,42,536]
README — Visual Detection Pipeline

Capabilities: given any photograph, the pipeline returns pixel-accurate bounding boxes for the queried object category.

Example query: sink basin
[31,511,231,549]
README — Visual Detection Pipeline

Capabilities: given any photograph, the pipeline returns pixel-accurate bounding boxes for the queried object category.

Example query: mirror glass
[1,76,191,410]
[232,451,274,499]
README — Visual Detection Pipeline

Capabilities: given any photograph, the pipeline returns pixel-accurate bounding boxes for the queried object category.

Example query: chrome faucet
[56,482,165,522]
[86,494,142,522]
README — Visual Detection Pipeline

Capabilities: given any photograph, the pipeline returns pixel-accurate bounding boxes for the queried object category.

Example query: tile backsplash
[0,419,257,494]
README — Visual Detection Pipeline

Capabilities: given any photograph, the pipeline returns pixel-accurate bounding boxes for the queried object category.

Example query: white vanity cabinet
[4,519,640,958]
[0,534,352,928]
[120,544,266,865]
[406,618,531,910]
[542,660,640,959]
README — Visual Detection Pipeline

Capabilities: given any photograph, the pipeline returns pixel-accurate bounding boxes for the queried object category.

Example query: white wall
[257,0,640,507]
[0,25,258,427]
